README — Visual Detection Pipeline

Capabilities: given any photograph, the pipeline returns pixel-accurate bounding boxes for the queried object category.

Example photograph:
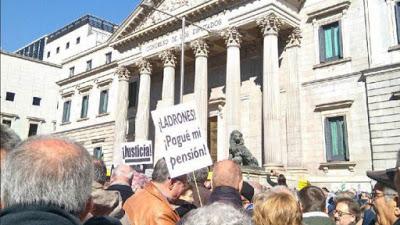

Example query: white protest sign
[151,102,212,178]
[121,141,153,165]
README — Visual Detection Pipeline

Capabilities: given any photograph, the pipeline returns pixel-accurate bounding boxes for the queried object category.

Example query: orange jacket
[123,182,180,225]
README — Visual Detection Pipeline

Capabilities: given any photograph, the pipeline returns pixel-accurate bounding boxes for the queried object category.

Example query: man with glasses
[367,158,400,225]
[333,197,361,225]
[369,182,399,225]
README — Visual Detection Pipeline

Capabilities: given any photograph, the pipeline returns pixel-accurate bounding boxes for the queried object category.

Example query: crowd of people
[0,124,399,225]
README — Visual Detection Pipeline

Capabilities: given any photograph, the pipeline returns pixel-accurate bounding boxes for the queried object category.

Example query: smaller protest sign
[121,141,153,165]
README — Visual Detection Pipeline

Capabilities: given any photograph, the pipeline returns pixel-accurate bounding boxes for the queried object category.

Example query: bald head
[1,135,93,216]
[212,160,242,190]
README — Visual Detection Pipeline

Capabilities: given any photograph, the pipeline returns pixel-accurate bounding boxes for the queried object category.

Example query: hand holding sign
[151,102,212,178]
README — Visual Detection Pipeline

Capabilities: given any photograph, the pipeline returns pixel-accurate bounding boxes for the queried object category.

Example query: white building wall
[0,52,62,139]
[43,24,113,65]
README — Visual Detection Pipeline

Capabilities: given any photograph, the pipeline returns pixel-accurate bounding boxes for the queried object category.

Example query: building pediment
[110,0,303,51]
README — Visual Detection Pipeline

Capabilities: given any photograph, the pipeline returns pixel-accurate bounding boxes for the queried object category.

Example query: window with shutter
[62,100,71,123]
[325,116,349,161]
[319,22,343,62]
[81,95,89,118]
[99,90,109,114]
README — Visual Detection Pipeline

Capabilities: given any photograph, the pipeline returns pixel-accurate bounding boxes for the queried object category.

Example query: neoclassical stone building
[52,0,400,191]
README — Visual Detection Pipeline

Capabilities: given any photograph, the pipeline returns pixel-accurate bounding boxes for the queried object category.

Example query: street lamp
[141,0,213,104]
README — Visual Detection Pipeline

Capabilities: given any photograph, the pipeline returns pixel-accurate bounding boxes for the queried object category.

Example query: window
[99,90,108,114]
[128,82,138,108]
[80,95,89,118]
[395,2,400,43]
[319,22,342,62]
[105,52,112,64]
[76,37,80,44]
[86,60,92,71]
[66,42,70,49]
[47,51,51,58]
[28,123,38,137]
[2,119,11,127]
[5,92,15,101]
[32,97,41,106]
[325,116,349,161]
[56,47,60,54]
[62,100,71,123]
[69,67,75,77]
[93,147,103,159]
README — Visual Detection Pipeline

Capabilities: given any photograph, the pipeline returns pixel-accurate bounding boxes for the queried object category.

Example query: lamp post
[141,0,212,104]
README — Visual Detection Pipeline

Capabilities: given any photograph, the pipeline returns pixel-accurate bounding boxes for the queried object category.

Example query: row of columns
[113,13,302,168]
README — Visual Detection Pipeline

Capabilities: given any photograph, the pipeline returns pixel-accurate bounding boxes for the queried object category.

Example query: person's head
[0,124,21,164]
[182,202,252,225]
[1,136,93,219]
[93,157,107,185]
[298,186,326,213]
[372,182,400,225]
[334,197,361,225]
[212,160,243,191]
[253,191,302,225]
[277,174,287,186]
[110,164,134,186]
[395,150,400,202]
[152,158,188,200]
[188,167,209,186]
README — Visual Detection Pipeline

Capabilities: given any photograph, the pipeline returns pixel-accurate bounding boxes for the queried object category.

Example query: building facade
[4,0,398,191]
[0,51,61,139]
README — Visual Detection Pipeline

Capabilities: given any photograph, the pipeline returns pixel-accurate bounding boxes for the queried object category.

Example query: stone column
[257,14,283,168]
[159,49,176,106]
[222,27,242,139]
[113,66,131,166]
[191,39,209,139]
[135,59,152,140]
[286,28,303,167]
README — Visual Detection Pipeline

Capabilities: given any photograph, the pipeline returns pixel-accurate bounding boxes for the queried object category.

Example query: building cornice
[359,63,400,82]
[56,61,118,86]
[302,72,362,87]
[0,50,62,68]
[53,121,115,134]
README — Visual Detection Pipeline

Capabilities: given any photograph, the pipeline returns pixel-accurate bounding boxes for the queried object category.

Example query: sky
[1,0,141,52]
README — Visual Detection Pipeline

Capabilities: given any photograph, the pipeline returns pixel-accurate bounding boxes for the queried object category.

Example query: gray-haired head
[1,135,93,216]
[182,202,252,225]
[152,158,170,182]
[0,124,21,153]
[93,157,107,185]
[112,164,134,180]
[187,167,209,184]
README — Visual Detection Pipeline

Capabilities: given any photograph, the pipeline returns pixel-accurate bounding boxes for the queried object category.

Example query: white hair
[383,185,398,202]
[182,202,252,225]
[1,135,93,216]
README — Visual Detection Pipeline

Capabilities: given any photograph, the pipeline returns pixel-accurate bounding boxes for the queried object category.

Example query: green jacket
[303,212,335,225]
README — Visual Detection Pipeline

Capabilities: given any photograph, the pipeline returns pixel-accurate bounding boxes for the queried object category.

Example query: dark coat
[208,186,242,208]
[191,185,211,207]
[0,204,81,225]
[106,184,134,204]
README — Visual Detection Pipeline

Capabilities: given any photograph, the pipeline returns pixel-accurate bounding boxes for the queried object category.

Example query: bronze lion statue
[228,130,259,167]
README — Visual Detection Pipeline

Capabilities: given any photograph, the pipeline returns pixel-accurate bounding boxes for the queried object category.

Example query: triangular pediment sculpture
[109,0,209,46]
